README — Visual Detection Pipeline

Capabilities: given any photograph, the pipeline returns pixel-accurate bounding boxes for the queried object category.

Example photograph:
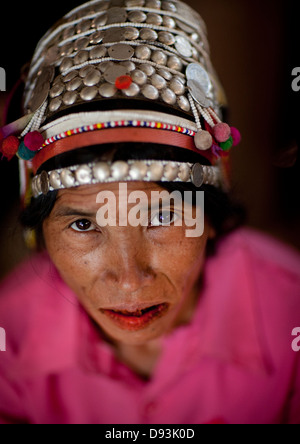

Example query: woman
[0,0,299,425]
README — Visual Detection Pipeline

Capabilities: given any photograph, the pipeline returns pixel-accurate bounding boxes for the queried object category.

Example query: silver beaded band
[32,160,220,197]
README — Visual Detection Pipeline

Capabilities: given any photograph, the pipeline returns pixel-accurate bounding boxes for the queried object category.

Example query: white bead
[111,161,130,180]
[75,165,92,185]
[93,162,111,181]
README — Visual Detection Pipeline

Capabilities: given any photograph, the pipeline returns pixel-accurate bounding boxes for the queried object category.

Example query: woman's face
[43,181,214,346]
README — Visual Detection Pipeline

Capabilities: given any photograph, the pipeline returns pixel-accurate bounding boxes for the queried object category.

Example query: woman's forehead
[56,181,168,206]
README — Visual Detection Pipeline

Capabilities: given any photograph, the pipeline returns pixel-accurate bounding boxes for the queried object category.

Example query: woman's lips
[100,303,169,331]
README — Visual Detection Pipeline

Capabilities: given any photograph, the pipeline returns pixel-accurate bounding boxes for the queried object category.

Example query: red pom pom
[213,123,231,143]
[115,75,133,90]
[0,135,20,160]
[24,131,44,152]
[230,127,241,146]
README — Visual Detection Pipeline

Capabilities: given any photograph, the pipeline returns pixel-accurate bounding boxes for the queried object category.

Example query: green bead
[220,136,233,151]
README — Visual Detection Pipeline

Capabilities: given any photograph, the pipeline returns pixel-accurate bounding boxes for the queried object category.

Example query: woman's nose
[99,235,156,293]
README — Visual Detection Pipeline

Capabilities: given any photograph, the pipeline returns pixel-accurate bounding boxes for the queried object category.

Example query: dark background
[0,0,300,279]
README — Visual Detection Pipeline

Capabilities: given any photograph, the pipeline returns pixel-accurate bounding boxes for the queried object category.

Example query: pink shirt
[0,229,300,424]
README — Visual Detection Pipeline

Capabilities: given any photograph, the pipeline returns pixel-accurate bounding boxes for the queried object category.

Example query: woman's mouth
[100,303,169,331]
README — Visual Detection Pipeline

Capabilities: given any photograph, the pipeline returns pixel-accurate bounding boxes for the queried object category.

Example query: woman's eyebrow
[52,206,96,218]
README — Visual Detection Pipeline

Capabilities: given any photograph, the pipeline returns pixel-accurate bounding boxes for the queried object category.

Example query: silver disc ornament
[186,63,213,108]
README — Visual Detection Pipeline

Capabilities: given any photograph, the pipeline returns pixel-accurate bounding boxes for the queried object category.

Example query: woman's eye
[70,219,96,232]
[150,210,178,227]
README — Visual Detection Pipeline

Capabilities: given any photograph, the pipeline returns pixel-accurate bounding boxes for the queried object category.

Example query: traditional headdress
[0,0,241,204]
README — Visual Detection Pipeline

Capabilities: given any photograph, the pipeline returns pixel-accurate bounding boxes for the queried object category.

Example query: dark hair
[20,143,246,253]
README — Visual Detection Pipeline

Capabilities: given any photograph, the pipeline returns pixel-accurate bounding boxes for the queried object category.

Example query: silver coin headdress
[0,0,241,201]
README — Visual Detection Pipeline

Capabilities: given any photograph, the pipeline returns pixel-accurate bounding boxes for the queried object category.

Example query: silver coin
[175,36,193,58]
[108,44,135,60]
[177,95,190,112]
[140,29,158,41]
[122,82,140,97]
[146,13,163,26]
[157,68,172,80]
[40,171,50,196]
[120,61,136,72]
[45,45,60,64]
[186,63,212,96]
[186,63,213,107]
[151,73,166,90]
[49,98,62,113]
[60,169,76,188]
[128,10,147,23]
[49,82,65,98]
[74,50,89,65]
[126,0,145,6]
[90,46,107,59]
[162,16,176,29]
[167,55,183,70]
[59,57,74,73]
[146,0,161,8]
[92,13,108,28]
[158,32,175,46]
[103,64,129,84]
[161,88,177,105]
[62,26,74,41]
[151,50,167,65]
[66,76,82,91]
[123,27,140,41]
[187,80,213,107]
[74,37,90,51]
[103,28,126,44]
[162,1,177,12]
[169,77,186,95]
[135,45,152,60]
[75,165,92,185]
[29,69,52,112]
[94,1,110,12]
[142,84,159,100]
[75,20,92,35]
[107,7,127,24]
[99,61,114,73]
[93,162,111,181]
[80,86,98,101]
[63,91,78,106]
[49,171,62,189]
[63,71,78,83]
[131,70,148,85]
[89,31,104,44]
[59,42,74,57]
[140,64,155,76]
[83,69,102,86]
[79,66,96,78]
[191,163,204,187]
[99,83,118,97]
